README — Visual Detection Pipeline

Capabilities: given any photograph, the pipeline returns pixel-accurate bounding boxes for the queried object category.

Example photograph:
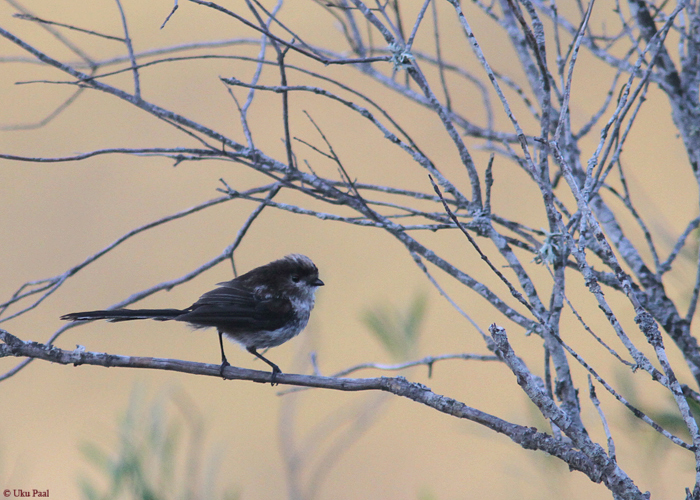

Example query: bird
[61,254,324,384]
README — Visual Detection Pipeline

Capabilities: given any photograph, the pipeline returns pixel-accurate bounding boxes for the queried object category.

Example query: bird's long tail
[61,309,184,322]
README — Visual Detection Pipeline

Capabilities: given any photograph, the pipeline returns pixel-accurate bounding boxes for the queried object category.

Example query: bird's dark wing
[175,281,293,333]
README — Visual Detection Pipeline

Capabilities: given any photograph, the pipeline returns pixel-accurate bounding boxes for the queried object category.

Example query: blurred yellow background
[0,1,697,499]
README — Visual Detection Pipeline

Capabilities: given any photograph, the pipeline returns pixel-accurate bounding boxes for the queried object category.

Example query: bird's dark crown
[239,254,320,288]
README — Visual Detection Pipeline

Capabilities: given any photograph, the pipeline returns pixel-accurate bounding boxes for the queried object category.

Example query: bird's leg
[247,346,282,386]
[218,330,230,377]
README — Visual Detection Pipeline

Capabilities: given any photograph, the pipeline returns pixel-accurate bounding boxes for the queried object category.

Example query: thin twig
[114,0,140,99]
[589,376,616,461]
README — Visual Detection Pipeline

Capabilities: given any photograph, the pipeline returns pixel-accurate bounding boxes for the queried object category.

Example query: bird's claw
[219,359,231,378]
[270,367,282,386]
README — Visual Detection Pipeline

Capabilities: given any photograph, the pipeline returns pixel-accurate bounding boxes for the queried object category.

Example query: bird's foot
[219,359,231,378]
[270,366,282,386]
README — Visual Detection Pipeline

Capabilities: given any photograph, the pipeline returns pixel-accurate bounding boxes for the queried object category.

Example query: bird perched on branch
[61,254,324,385]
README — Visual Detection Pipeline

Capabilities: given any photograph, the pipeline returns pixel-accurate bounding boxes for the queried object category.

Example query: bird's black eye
[291,275,301,283]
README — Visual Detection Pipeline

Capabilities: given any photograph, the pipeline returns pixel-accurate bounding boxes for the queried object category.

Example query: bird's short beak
[313,278,325,287]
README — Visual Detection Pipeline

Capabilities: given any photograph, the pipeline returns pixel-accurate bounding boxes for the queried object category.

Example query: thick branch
[0,328,614,484]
